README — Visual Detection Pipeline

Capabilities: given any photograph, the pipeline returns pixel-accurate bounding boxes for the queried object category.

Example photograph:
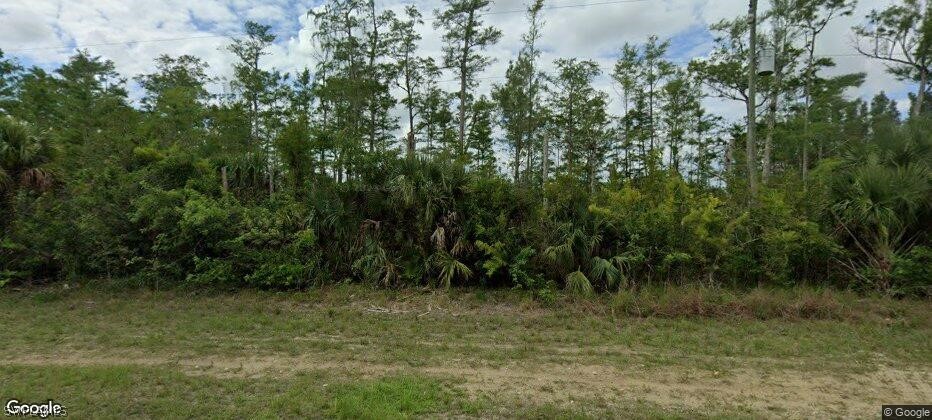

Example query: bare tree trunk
[763,28,783,185]
[458,70,467,158]
[696,120,706,186]
[526,141,532,184]
[764,70,779,183]
[221,166,229,192]
[514,143,521,183]
[406,66,416,159]
[542,132,549,187]
[746,0,759,198]
[589,162,595,195]
[457,9,475,159]
[914,67,928,118]
[726,134,735,174]
[802,33,815,190]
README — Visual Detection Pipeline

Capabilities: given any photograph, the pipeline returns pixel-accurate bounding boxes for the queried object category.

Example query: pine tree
[390,6,426,158]
[547,59,610,192]
[434,0,502,158]
[660,70,699,174]
[493,57,534,182]
[228,21,279,145]
[468,96,496,173]
[135,55,213,148]
[854,0,932,118]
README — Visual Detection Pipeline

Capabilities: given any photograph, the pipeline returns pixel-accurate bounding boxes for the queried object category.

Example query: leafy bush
[890,246,932,297]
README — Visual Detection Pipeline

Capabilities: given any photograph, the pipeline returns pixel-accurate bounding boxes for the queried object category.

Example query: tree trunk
[406,63,416,158]
[914,66,928,118]
[726,133,735,174]
[457,10,475,159]
[696,120,706,186]
[221,166,229,193]
[802,33,815,190]
[746,0,759,198]
[541,130,549,209]
[764,71,779,184]
[542,131,549,188]
[513,146,520,183]
[763,29,783,185]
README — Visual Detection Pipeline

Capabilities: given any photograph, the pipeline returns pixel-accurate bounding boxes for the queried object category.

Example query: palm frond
[432,252,472,289]
[589,256,620,289]
[431,226,446,250]
[565,270,593,296]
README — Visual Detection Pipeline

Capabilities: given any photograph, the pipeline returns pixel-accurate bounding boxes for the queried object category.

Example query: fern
[475,240,506,278]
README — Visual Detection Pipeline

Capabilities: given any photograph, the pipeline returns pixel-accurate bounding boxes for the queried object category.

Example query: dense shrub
[1,138,928,297]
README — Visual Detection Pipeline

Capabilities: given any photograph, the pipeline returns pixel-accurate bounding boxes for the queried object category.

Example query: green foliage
[2,7,930,298]
[432,251,472,289]
[891,246,932,297]
[827,118,931,292]
[476,240,540,289]
[564,270,593,296]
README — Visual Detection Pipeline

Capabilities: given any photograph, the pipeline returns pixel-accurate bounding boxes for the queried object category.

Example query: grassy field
[0,284,929,419]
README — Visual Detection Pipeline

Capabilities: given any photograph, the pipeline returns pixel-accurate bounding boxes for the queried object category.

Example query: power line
[425,0,652,20]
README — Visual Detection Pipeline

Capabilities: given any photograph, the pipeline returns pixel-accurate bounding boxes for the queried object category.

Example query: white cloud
[0,0,920,119]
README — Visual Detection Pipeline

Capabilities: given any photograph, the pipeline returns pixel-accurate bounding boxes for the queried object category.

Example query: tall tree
[54,50,133,159]
[417,60,457,157]
[492,1,544,183]
[854,0,932,118]
[660,70,700,173]
[135,55,213,148]
[390,6,426,158]
[793,0,856,184]
[547,59,610,192]
[612,43,643,177]
[227,21,289,193]
[435,0,502,158]
[468,96,497,172]
[641,36,675,152]
[9,68,57,132]
[522,0,545,185]
[762,0,804,183]
[228,21,279,145]
[747,0,760,197]
[688,105,724,186]
[362,0,398,153]
[310,0,367,180]
[493,57,534,182]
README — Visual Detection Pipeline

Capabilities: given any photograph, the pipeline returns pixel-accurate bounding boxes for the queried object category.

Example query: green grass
[0,283,929,418]
[0,365,474,419]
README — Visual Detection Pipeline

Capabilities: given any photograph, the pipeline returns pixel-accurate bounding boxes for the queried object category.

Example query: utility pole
[746,0,759,198]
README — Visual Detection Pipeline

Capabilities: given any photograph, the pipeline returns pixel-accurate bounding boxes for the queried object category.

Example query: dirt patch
[4,350,929,418]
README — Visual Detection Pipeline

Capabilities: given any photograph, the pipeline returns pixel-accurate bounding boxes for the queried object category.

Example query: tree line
[0,0,929,296]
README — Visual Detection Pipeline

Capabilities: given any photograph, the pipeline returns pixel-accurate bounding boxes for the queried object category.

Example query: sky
[0,0,919,121]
